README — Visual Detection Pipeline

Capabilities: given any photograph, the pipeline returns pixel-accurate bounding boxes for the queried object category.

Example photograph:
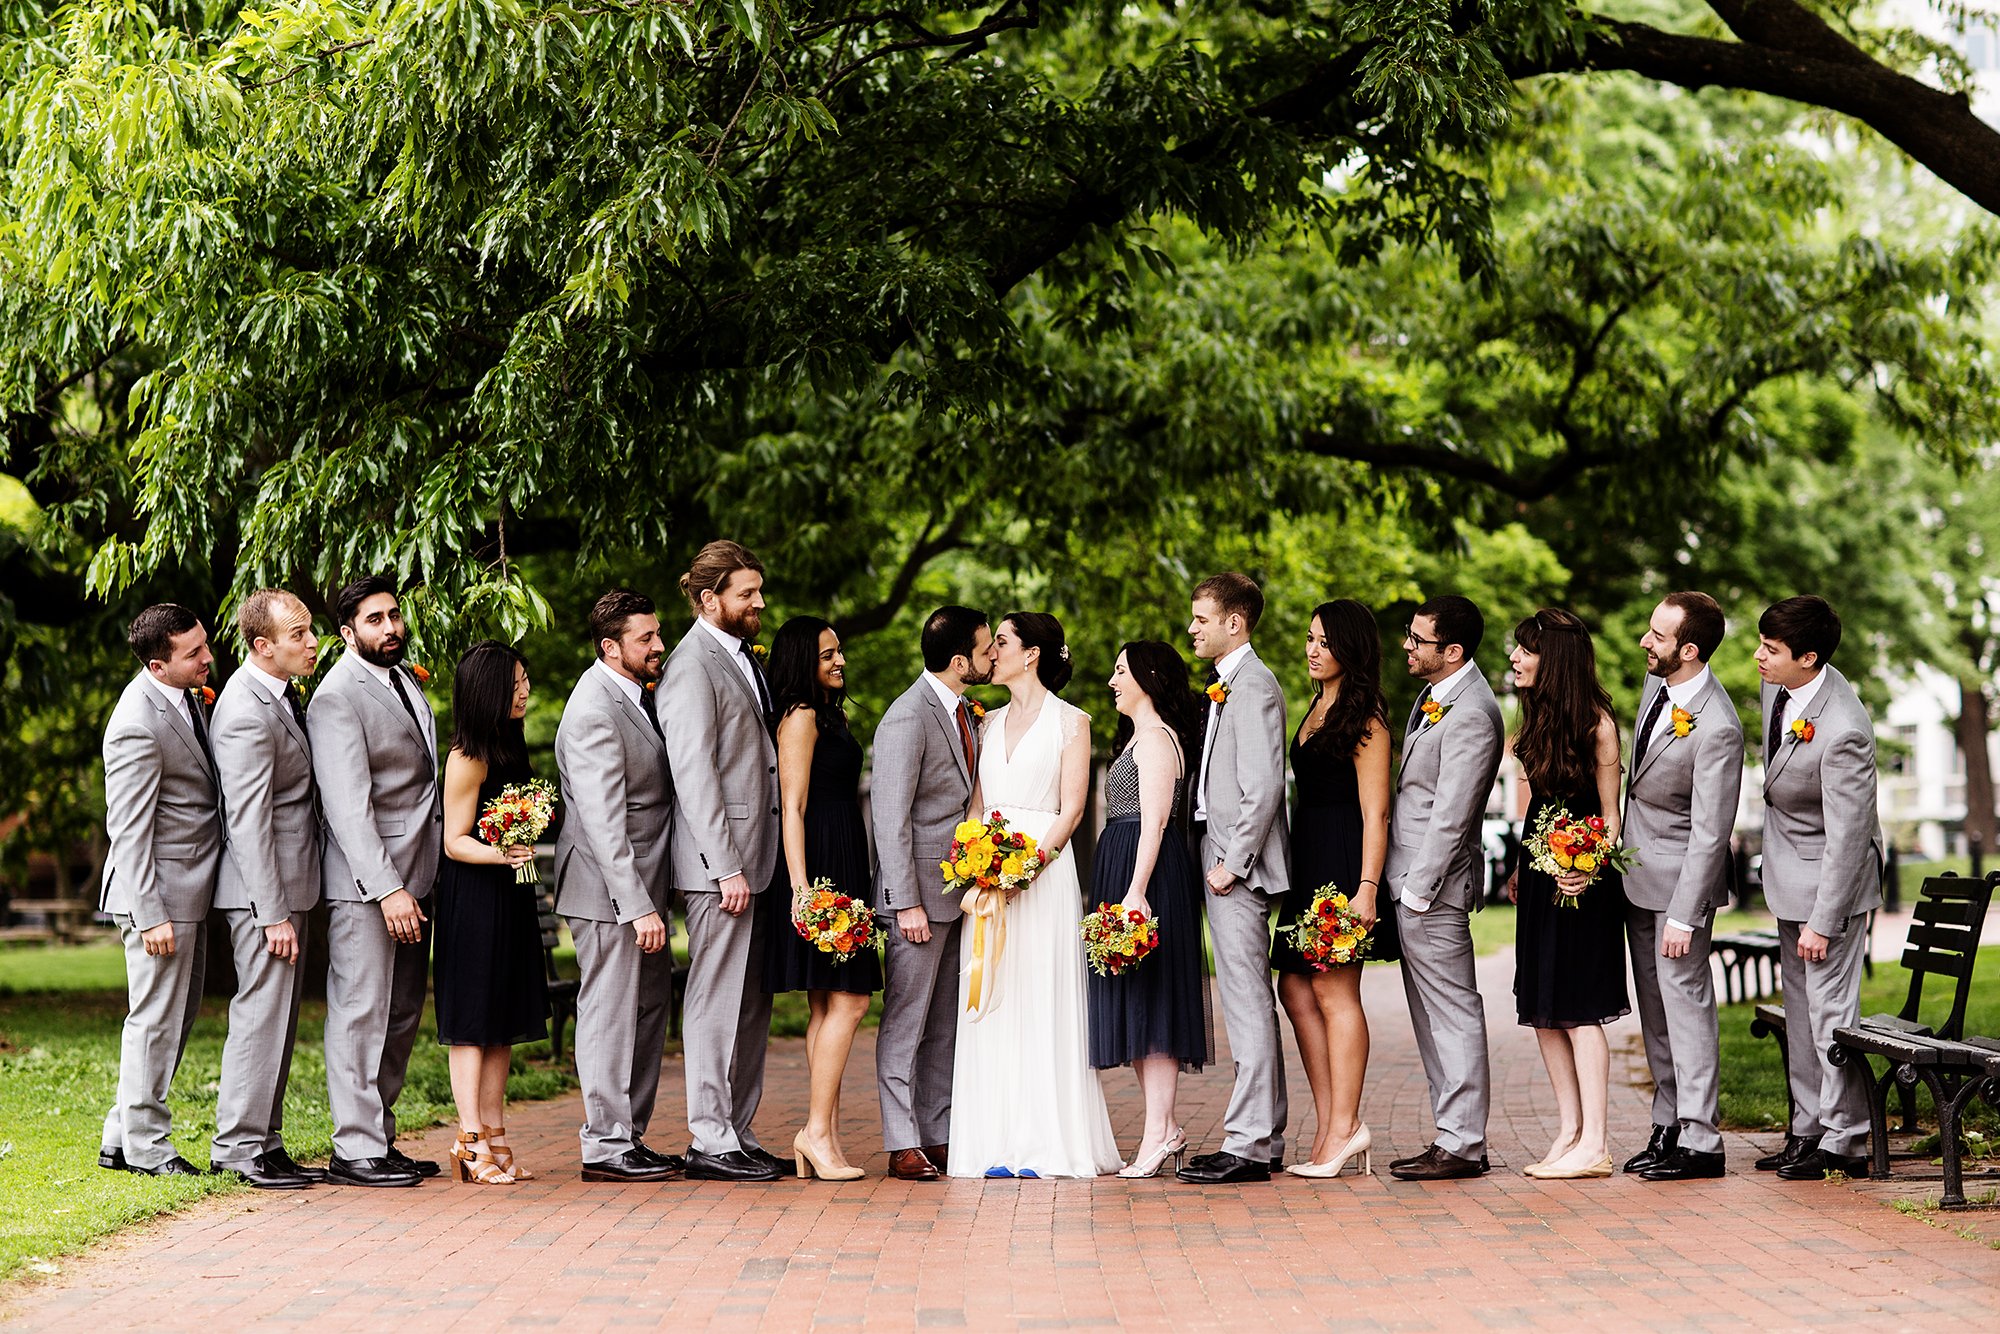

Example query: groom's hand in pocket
[1206,864,1237,895]
[897,907,932,944]
[631,911,667,954]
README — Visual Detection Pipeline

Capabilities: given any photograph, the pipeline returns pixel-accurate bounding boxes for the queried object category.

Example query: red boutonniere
[408,663,431,685]
[1419,699,1450,727]
[1670,705,1694,738]
[750,643,768,662]
[1789,718,1815,745]
[1206,680,1230,705]
[966,699,986,720]
[198,686,216,706]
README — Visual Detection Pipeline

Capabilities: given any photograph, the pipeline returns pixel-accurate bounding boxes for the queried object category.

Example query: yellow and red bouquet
[1525,806,1638,908]
[1079,903,1160,977]
[793,878,877,964]
[940,811,1049,896]
[477,778,559,883]
[1278,884,1371,970]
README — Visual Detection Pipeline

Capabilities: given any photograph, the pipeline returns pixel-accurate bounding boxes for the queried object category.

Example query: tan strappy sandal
[483,1125,534,1181]
[450,1128,516,1185]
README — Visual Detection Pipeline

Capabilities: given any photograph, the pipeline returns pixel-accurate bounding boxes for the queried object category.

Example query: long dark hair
[451,640,528,769]
[1511,608,1614,794]
[767,615,846,731]
[1110,641,1204,764]
[1301,599,1389,760]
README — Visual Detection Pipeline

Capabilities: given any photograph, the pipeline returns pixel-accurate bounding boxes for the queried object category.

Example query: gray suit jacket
[1198,647,1290,893]
[212,668,324,925]
[1759,665,1882,936]
[662,623,779,893]
[309,651,443,902]
[1385,667,1504,912]
[1621,671,1743,925]
[100,673,224,928]
[870,676,974,922]
[554,666,674,924]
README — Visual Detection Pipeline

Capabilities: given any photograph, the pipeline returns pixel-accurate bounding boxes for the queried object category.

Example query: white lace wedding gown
[946,697,1122,1178]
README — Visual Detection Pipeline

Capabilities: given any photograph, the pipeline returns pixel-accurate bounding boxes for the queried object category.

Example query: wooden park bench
[3,897,99,943]
[1749,874,1987,1142]
[1830,1028,2000,1208]
[534,881,581,1063]
[1713,928,1783,1003]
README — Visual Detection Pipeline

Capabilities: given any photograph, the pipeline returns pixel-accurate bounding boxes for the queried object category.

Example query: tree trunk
[1959,677,1997,855]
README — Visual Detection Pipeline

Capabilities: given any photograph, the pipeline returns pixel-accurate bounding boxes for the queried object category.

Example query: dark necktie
[1632,686,1670,773]
[955,699,978,776]
[642,684,664,738]
[1411,683,1433,731]
[287,682,312,740]
[186,690,217,771]
[388,667,423,730]
[1202,667,1222,742]
[1767,687,1791,763]
[741,642,774,723]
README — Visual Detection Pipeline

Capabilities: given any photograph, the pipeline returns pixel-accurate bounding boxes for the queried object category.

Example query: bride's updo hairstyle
[1002,611,1073,693]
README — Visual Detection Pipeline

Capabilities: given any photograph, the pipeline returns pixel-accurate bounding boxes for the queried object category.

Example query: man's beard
[622,649,663,683]
[1645,648,1677,678]
[719,606,761,641]
[962,658,994,686]
[353,635,407,669]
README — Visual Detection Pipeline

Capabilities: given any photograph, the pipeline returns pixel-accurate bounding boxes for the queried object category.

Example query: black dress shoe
[1754,1133,1819,1172]
[1637,1148,1725,1181]
[685,1149,784,1182]
[99,1145,135,1173]
[1776,1147,1870,1181]
[581,1149,678,1183]
[1389,1144,1490,1174]
[138,1155,207,1178]
[1389,1145,1484,1181]
[223,1153,314,1190]
[1623,1125,1679,1175]
[1175,1151,1271,1184]
[742,1145,797,1178]
[631,1143,686,1174]
[385,1145,441,1179]
[264,1148,326,1183]
[327,1155,423,1187]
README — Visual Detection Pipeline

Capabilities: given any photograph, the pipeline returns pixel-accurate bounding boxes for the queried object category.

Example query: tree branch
[831,508,973,639]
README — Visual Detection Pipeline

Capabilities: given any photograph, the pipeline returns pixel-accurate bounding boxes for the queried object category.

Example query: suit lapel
[1765,668,1838,790]
[1632,675,1708,784]
[151,684,212,778]
[343,653,430,753]
[922,684,971,786]
[263,683,312,759]
[695,626,760,711]
[603,670,665,753]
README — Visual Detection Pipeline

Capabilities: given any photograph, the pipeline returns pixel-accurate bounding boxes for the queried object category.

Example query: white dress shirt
[146,673,194,729]
[595,657,647,710]
[1779,668,1826,733]
[356,655,435,759]
[700,617,762,697]
[1195,642,1255,823]
[1426,659,1481,710]
[244,660,294,704]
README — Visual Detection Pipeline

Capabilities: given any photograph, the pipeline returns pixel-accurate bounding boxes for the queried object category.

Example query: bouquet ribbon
[963,886,1009,1020]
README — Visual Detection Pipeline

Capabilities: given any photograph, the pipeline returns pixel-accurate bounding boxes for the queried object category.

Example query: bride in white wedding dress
[946,612,1122,1179]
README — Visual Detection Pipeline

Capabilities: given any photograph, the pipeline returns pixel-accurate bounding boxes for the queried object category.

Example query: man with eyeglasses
[1384,596,1505,1182]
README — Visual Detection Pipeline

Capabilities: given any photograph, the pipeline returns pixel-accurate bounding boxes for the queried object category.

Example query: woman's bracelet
[1356,879,1379,889]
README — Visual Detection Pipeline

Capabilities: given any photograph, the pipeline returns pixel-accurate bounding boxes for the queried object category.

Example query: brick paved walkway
[10,921,2000,1331]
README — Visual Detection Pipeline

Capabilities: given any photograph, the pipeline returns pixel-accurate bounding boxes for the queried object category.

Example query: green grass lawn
[0,942,575,1287]
[1464,904,1775,958]
[1717,943,2000,1132]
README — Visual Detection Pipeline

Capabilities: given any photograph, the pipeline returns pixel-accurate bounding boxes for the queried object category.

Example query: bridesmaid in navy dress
[760,616,881,1181]
[1270,600,1394,1178]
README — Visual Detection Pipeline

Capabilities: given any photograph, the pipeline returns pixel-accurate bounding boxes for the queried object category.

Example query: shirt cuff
[1665,917,1697,934]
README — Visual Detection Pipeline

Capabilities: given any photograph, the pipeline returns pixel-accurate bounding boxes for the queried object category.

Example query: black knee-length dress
[1271,724,1400,972]
[1514,783,1630,1029]
[760,719,884,995]
[433,757,551,1046]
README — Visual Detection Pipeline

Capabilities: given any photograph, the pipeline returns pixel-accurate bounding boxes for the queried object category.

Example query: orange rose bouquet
[1079,903,1160,977]
[477,779,558,883]
[1278,884,1371,970]
[939,811,1050,896]
[792,879,878,964]
[1525,806,1638,908]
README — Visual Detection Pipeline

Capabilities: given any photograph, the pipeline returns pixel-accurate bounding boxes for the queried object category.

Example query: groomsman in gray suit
[662,540,786,1183]
[1385,595,1504,1182]
[98,605,223,1178]
[311,575,444,1187]
[209,590,325,1190]
[1621,592,1742,1182]
[1178,572,1290,1185]
[555,588,680,1183]
[871,605,993,1181]
[1754,595,1882,1181]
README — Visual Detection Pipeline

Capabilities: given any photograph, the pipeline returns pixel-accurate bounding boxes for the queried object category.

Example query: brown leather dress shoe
[889,1148,940,1181]
[924,1144,949,1173]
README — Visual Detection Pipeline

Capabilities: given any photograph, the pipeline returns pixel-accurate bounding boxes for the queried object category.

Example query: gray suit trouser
[1204,881,1287,1161]
[102,916,207,1169]
[324,897,432,1160]
[1776,913,1872,1157]
[682,891,772,1155]
[1395,898,1490,1159]
[1625,906,1722,1153]
[212,908,309,1169]
[570,917,676,1163]
[876,916,963,1152]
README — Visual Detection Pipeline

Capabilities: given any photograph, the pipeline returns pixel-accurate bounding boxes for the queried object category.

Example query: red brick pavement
[10,925,2000,1331]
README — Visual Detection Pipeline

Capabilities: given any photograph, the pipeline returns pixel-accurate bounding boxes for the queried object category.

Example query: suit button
[770,807,778,815]
[768,766,776,775]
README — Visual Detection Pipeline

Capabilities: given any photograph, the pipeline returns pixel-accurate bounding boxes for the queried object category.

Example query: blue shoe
[983,1165,1014,1178]
[1015,1168,1039,1179]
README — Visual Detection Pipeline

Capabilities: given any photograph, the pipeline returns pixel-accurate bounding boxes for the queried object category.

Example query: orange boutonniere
[1670,705,1694,738]
[1206,680,1230,705]
[1419,698,1450,727]
[644,680,657,692]
[1789,717,1815,745]
[750,643,768,662]
[966,699,986,720]
[198,686,216,706]
[407,663,431,685]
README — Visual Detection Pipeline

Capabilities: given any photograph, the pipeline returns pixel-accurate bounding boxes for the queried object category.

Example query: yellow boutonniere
[1670,705,1694,738]
[750,643,768,662]
[1790,718,1815,745]
[1206,680,1230,705]
[407,663,431,685]
[1419,699,1449,727]
[966,699,986,720]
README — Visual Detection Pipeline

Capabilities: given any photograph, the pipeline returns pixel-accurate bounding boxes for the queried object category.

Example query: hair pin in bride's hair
[1059,645,1070,661]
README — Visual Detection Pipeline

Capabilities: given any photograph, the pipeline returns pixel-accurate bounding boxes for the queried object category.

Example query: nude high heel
[793,1132,865,1182]
[1286,1124,1372,1179]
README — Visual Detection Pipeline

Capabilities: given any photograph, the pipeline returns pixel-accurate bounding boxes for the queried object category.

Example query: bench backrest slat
[1895,873,1997,1039]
